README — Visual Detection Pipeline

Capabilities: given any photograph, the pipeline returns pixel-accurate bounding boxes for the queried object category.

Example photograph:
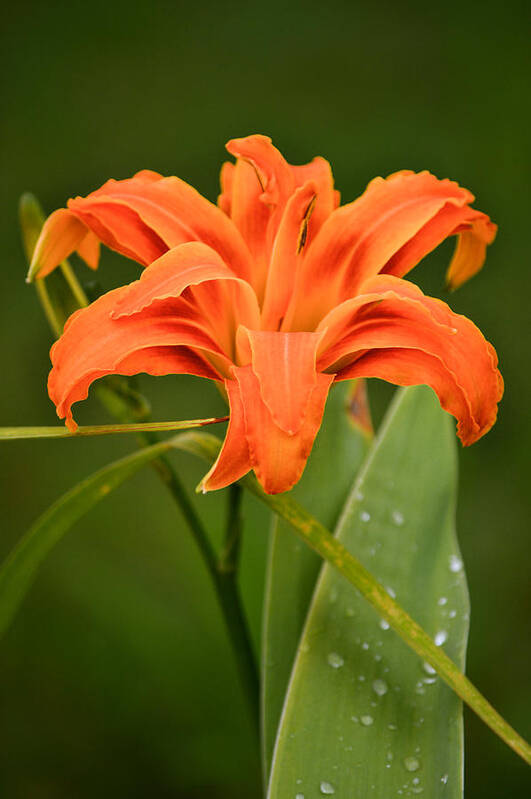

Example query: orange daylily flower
[30,135,503,494]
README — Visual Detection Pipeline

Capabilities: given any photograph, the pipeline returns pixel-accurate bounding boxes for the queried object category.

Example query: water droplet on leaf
[327,652,344,669]
[449,555,463,573]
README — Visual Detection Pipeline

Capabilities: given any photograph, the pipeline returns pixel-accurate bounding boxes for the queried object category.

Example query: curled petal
[336,349,480,444]
[111,242,258,321]
[48,287,229,430]
[110,243,260,361]
[318,275,503,444]
[29,209,90,280]
[76,230,101,270]
[290,156,337,241]
[32,172,254,280]
[232,365,334,494]
[224,134,294,298]
[446,215,497,289]
[237,328,324,434]
[226,134,294,209]
[200,378,252,491]
[261,181,318,329]
[382,203,497,286]
[285,171,491,330]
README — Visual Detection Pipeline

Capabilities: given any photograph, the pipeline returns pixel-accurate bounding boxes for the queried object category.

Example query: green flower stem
[173,431,531,766]
[147,449,259,730]
[34,280,63,339]
[58,260,89,308]
[218,484,260,727]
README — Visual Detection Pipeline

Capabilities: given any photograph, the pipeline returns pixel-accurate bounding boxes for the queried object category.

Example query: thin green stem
[122,424,259,733]
[217,484,260,727]
[0,418,229,440]
[59,260,89,308]
[34,280,62,339]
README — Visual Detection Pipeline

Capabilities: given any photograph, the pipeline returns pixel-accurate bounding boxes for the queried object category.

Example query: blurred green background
[1,0,530,796]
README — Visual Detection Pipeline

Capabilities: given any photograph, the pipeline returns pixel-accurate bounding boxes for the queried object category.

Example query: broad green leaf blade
[261,382,371,777]
[0,439,173,639]
[0,417,228,440]
[267,386,469,798]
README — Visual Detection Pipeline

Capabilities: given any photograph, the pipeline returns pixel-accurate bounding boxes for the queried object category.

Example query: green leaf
[170,427,531,764]
[267,386,468,797]
[261,382,371,777]
[0,438,174,640]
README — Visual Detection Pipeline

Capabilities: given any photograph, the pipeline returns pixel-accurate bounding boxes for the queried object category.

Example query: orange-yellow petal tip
[446,217,497,290]
[27,208,89,281]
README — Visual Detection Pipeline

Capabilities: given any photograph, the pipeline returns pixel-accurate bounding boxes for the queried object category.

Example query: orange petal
[29,209,89,279]
[237,328,324,435]
[290,156,337,242]
[446,215,497,289]
[261,181,318,330]
[200,377,252,491]
[110,243,260,362]
[230,365,333,494]
[285,171,484,331]
[382,203,496,285]
[112,242,257,319]
[70,174,253,278]
[48,287,229,429]
[317,274,503,444]
[218,161,234,216]
[337,349,482,444]
[225,135,295,299]
[76,230,100,270]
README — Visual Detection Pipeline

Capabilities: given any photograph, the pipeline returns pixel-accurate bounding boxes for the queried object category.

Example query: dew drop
[422,661,436,676]
[296,794,305,799]
[351,715,359,723]
[434,630,448,647]
[449,555,463,573]
[360,714,374,726]
[354,488,364,501]
[404,756,420,772]
[438,596,448,606]
[360,510,371,523]
[358,674,366,682]
[327,652,344,669]
[441,774,449,784]
[392,510,405,526]
[386,750,394,761]
[320,780,335,795]
[361,642,370,650]
[388,723,398,731]
[386,586,397,599]
[449,610,457,619]
[379,619,390,631]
